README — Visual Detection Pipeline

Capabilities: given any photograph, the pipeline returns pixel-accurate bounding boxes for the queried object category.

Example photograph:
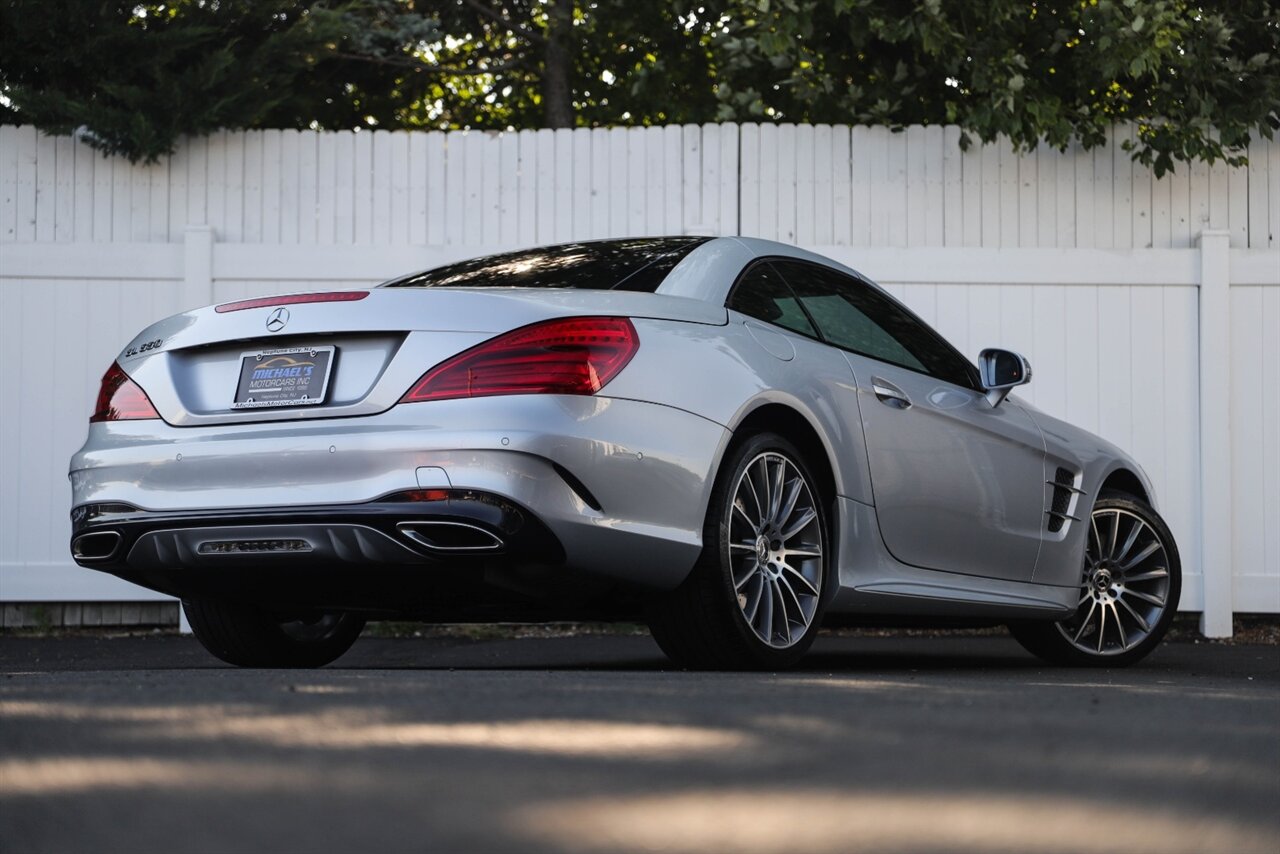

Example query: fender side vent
[1046,467,1082,533]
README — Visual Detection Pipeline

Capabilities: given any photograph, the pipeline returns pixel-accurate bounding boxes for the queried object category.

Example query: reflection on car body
[70,237,1181,669]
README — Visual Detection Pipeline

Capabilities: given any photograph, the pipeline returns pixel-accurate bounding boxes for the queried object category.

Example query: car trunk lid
[115,288,724,427]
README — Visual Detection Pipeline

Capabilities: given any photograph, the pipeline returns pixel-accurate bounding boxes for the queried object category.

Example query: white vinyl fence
[1,123,1277,635]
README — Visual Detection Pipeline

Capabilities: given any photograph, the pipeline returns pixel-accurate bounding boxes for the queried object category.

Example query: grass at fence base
[2,613,1275,644]
[364,613,1278,645]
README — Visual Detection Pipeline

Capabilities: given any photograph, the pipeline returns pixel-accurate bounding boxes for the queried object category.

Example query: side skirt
[826,497,1078,620]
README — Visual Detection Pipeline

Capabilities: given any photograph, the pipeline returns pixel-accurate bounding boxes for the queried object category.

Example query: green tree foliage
[1,0,1276,174]
[712,0,1280,175]
[0,1,373,161]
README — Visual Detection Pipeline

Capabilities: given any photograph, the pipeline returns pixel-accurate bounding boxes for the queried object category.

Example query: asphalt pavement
[1,631,1277,853]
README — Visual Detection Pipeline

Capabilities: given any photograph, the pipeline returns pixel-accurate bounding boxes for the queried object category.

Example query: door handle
[872,377,911,409]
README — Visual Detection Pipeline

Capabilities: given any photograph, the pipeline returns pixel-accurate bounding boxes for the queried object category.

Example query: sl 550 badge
[123,339,163,358]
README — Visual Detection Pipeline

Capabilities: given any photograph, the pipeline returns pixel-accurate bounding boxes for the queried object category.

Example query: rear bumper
[67,493,589,615]
[69,394,731,595]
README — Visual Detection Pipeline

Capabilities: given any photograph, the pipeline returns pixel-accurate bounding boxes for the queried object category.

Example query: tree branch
[460,0,546,46]
[334,51,528,76]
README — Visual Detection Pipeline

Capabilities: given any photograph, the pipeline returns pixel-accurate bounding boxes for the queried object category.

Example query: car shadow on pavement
[327,634,1091,674]
[2,633,1263,679]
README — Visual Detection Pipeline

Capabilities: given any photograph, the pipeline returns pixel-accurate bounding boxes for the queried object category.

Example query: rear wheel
[1010,493,1180,667]
[183,598,365,668]
[647,432,830,670]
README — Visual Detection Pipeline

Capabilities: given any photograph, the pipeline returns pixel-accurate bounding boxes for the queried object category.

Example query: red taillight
[384,489,451,502]
[90,363,160,422]
[214,291,369,313]
[400,317,639,403]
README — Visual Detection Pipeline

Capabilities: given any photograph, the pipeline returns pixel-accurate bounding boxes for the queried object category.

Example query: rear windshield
[381,237,708,292]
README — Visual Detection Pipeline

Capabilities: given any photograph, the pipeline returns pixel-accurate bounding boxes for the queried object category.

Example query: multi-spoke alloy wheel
[1011,493,1181,667]
[728,452,824,649]
[1058,507,1172,656]
[647,433,830,670]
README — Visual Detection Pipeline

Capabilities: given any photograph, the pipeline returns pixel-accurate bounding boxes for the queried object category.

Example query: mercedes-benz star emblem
[265,307,289,332]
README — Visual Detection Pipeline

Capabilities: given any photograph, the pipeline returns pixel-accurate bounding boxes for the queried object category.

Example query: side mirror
[979,348,1032,407]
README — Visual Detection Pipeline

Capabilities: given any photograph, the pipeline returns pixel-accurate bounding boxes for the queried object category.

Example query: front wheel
[647,432,830,670]
[183,598,365,668]
[1010,493,1181,667]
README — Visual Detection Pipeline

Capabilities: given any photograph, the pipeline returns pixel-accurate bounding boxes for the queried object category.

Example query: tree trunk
[542,0,574,128]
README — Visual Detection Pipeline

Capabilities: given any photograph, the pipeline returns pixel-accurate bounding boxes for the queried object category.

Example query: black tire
[647,432,832,670]
[183,598,365,668]
[1010,492,1181,667]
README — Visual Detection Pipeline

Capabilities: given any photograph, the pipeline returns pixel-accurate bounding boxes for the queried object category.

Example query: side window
[726,263,818,338]
[771,260,977,389]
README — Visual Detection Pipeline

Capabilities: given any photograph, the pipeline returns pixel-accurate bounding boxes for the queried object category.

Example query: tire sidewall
[1014,494,1182,667]
[707,432,833,668]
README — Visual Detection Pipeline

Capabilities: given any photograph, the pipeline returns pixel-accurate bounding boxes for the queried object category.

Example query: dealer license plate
[232,345,335,410]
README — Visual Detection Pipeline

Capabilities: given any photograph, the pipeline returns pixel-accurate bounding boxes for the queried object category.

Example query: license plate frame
[232,345,335,410]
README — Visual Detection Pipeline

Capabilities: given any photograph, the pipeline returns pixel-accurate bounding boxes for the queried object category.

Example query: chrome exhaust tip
[72,531,121,561]
[397,521,504,552]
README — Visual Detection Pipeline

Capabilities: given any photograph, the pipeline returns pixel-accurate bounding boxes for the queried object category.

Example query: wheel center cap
[755,535,770,565]
[1092,569,1113,591]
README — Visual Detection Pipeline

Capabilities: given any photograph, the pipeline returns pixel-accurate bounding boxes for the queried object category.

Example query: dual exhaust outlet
[71,531,122,561]
[72,520,503,562]
[191,522,505,554]
[395,521,503,552]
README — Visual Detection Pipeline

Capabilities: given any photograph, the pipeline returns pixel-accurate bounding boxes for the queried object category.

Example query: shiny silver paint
[71,236,1158,619]
[849,353,1047,581]
[71,395,727,589]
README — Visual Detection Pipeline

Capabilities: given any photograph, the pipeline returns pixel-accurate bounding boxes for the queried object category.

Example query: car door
[724,260,878,507]
[769,259,1046,583]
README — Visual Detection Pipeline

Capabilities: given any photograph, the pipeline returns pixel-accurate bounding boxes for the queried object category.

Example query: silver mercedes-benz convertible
[69,236,1181,669]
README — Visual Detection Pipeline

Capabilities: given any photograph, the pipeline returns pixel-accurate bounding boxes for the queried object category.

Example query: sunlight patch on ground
[172,716,751,757]
[285,684,358,695]
[0,700,749,758]
[0,758,318,797]
[508,788,1280,854]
